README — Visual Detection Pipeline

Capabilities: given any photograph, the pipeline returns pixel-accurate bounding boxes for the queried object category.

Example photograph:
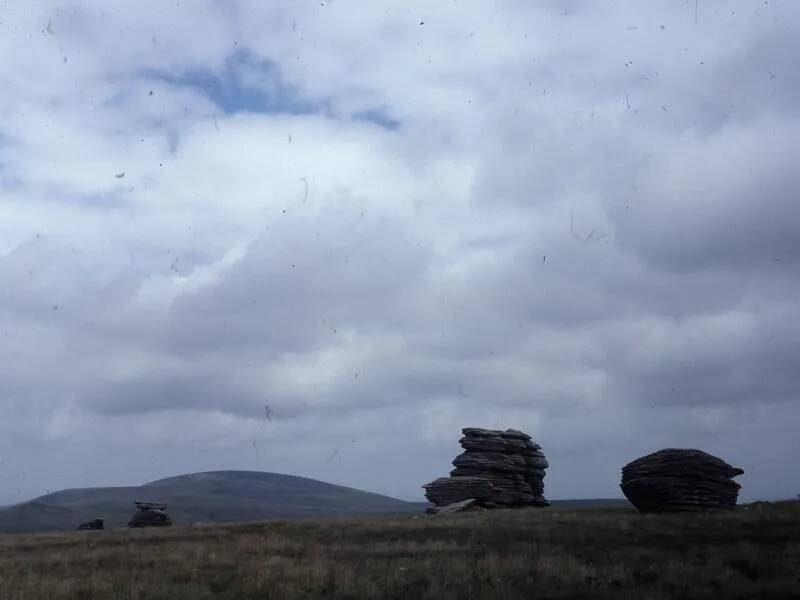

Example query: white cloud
[0,0,798,504]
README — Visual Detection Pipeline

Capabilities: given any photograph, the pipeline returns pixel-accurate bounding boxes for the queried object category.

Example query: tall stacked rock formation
[424,428,549,508]
[620,449,744,513]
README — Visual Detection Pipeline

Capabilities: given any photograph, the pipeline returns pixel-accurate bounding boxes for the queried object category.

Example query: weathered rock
[620,449,744,513]
[423,427,549,509]
[128,501,172,527]
[128,509,172,527]
[452,451,529,474]
[422,476,494,505]
[77,518,104,531]
[426,498,485,515]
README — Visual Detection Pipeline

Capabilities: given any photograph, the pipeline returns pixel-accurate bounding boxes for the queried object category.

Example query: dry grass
[1,502,798,599]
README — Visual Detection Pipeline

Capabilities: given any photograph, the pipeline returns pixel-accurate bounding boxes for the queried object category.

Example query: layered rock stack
[424,428,549,509]
[620,449,744,513]
[128,501,172,527]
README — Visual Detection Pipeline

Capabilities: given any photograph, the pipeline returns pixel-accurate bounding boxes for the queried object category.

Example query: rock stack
[128,501,172,527]
[424,427,549,509]
[620,449,744,513]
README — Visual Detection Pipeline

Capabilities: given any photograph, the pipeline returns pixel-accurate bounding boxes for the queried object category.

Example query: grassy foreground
[1,502,798,599]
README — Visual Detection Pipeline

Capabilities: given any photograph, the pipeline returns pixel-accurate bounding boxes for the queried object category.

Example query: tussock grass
[0,502,798,599]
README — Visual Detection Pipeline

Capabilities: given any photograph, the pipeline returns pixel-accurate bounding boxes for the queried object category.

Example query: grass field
[1,501,798,599]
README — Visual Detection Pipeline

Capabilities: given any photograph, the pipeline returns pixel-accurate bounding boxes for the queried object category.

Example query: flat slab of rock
[426,498,484,515]
[621,448,744,513]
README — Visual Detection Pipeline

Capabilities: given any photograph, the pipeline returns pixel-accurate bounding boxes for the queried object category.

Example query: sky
[0,0,798,505]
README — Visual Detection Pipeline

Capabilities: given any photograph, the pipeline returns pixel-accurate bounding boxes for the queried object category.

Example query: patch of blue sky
[145,50,326,116]
[145,50,402,130]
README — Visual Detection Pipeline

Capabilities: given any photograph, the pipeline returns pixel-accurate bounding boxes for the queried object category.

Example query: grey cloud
[82,368,262,416]
[74,207,431,417]
[609,122,800,274]
[165,208,430,356]
[604,308,800,409]
[697,23,800,126]
[1,0,800,504]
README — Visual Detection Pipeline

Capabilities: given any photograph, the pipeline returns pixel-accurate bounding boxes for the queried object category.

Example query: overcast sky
[1,0,798,505]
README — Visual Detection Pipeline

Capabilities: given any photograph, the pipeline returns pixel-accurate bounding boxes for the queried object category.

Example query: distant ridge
[0,470,427,534]
[0,470,634,534]
[548,498,632,511]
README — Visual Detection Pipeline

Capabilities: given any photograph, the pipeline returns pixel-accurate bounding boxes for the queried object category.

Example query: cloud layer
[1,0,798,503]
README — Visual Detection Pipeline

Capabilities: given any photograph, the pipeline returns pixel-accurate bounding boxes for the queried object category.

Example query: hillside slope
[0,470,426,533]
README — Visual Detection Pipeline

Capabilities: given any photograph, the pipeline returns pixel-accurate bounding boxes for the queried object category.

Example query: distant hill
[0,470,634,534]
[548,498,632,511]
[0,470,428,534]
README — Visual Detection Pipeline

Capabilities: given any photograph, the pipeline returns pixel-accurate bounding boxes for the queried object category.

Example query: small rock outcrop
[620,448,744,513]
[423,427,549,509]
[76,518,104,531]
[128,501,172,528]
